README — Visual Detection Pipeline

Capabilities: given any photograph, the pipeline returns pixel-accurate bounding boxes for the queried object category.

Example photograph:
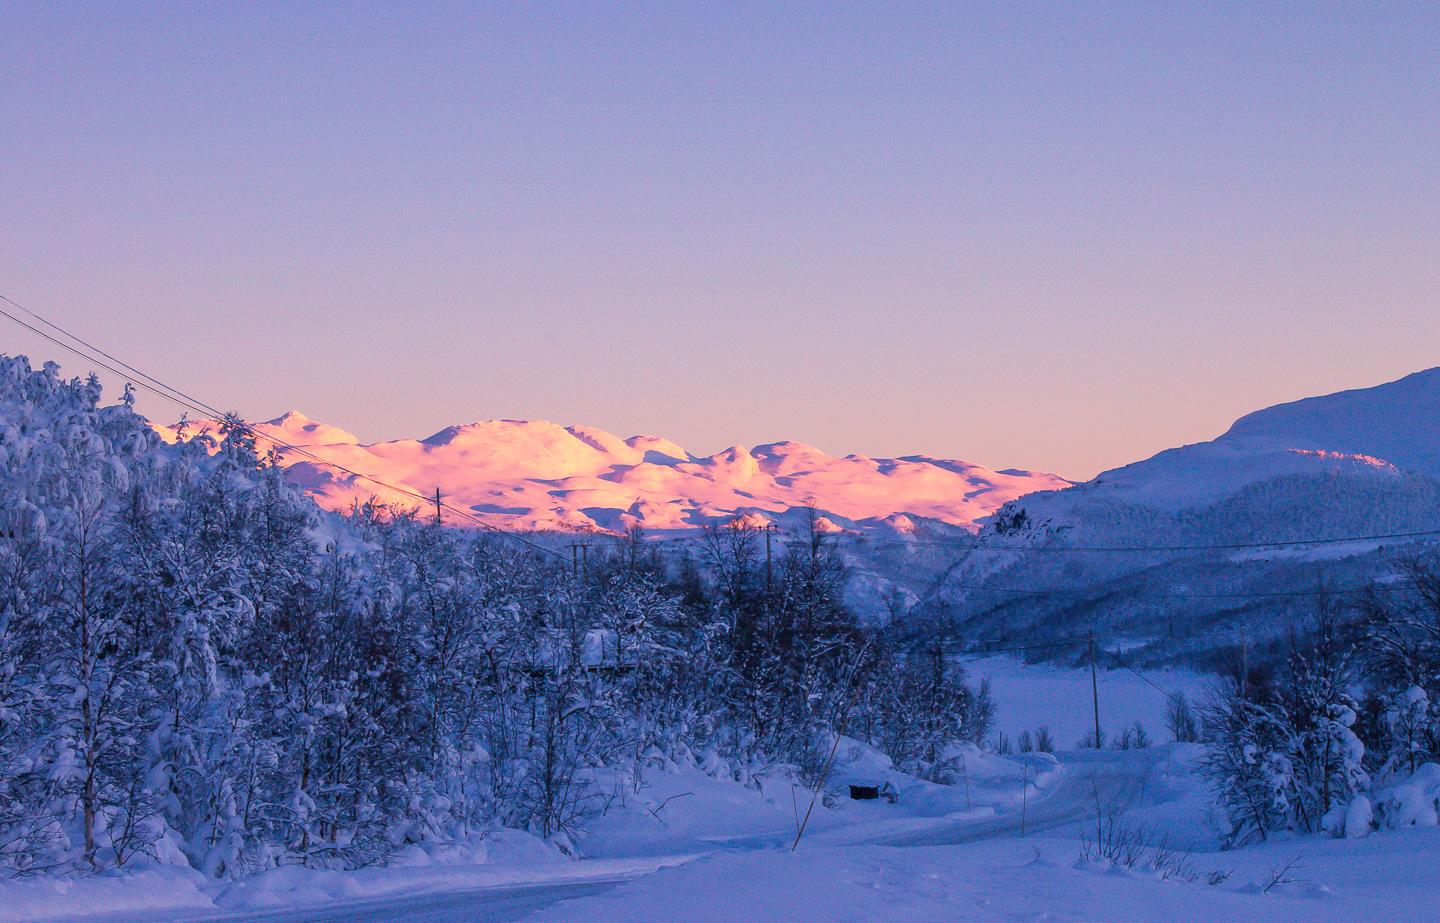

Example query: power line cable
[939,637,1091,657]
[651,527,1440,553]
[0,292,234,421]
[0,294,568,560]
[941,579,1418,600]
[636,525,1423,600]
[1101,645,1185,704]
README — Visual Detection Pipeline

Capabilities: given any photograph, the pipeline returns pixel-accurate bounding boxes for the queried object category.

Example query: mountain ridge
[157,412,1072,535]
[936,365,1440,659]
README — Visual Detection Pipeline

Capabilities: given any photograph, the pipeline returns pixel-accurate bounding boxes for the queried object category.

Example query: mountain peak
[244,414,1066,533]
[257,411,358,446]
[1218,367,1440,475]
[265,409,312,425]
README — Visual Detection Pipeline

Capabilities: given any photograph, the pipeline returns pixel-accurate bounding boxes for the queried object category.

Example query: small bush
[1034,726,1055,753]
[1167,693,1201,743]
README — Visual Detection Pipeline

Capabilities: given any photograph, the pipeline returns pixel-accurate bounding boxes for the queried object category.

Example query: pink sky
[2,5,1437,480]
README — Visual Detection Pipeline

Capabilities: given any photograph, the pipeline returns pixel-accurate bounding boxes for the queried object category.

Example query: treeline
[1201,568,1440,846]
[0,356,991,879]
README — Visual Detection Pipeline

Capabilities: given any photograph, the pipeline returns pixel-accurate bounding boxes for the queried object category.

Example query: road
[857,749,1157,848]
[171,751,1161,922]
[180,880,627,923]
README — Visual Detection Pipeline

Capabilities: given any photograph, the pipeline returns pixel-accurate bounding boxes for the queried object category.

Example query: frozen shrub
[1167,693,1201,743]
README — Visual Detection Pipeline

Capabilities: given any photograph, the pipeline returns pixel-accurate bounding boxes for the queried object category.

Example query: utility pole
[764,523,777,593]
[1239,624,1249,700]
[432,487,443,527]
[570,542,589,580]
[1020,762,1028,838]
[1089,630,1101,749]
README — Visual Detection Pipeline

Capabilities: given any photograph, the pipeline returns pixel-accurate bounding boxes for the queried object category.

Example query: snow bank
[0,868,213,923]
[1373,763,1440,830]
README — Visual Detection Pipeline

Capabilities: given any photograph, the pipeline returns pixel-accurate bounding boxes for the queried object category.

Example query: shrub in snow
[1199,688,1293,847]
[1034,726,1055,753]
[1371,763,1440,830]
[1200,599,1368,846]
[1111,722,1151,751]
[1344,795,1372,838]
[1167,692,1201,744]
[1360,569,1440,779]
[861,640,993,782]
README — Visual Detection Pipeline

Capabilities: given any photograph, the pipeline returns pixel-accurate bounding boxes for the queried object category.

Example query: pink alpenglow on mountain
[159,413,1070,533]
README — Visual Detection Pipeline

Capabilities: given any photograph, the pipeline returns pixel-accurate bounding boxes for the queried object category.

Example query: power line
[942,579,1419,600]
[637,528,1423,601]
[0,293,568,560]
[1101,645,1185,704]
[782,529,1440,553]
[936,637,1091,657]
[0,292,233,422]
[638,524,1440,555]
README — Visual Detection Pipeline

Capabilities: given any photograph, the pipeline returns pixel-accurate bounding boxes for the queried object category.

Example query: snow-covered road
[187,879,628,923]
[24,744,1440,922]
[852,749,1158,849]
[176,749,1164,922]
[3,655,1234,923]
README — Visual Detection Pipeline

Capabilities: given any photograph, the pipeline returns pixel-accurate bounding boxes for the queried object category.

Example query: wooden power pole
[569,542,589,580]
[764,523,777,593]
[1239,624,1249,699]
[1089,630,1101,749]
[432,487,443,526]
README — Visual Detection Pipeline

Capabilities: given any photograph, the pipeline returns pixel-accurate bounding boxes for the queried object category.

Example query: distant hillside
[933,368,1440,666]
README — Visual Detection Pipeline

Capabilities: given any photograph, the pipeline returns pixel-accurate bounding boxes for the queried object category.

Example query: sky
[1,3,1437,480]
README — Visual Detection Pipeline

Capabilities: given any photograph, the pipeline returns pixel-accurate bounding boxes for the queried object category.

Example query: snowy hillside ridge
[1076,366,1440,513]
[1222,366,1440,462]
[979,366,1440,534]
[937,368,1440,655]
[156,412,1071,533]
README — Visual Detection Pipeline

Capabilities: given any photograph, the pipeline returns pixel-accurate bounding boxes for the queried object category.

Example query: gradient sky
[2,3,1437,479]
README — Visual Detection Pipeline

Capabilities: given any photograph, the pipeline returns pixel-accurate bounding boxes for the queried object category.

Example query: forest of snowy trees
[1199,575,1440,846]
[0,356,992,880]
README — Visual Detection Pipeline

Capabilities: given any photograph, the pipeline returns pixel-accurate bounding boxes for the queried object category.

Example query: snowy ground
[7,659,1435,922]
[964,654,1212,749]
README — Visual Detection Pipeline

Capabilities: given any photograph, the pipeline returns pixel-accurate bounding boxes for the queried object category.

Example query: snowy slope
[938,368,1440,656]
[158,412,1069,534]
[1067,367,1440,512]
[989,366,1440,536]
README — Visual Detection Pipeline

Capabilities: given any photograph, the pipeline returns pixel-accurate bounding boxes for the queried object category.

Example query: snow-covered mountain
[1056,367,1440,511]
[157,412,1070,534]
[937,368,1440,661]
